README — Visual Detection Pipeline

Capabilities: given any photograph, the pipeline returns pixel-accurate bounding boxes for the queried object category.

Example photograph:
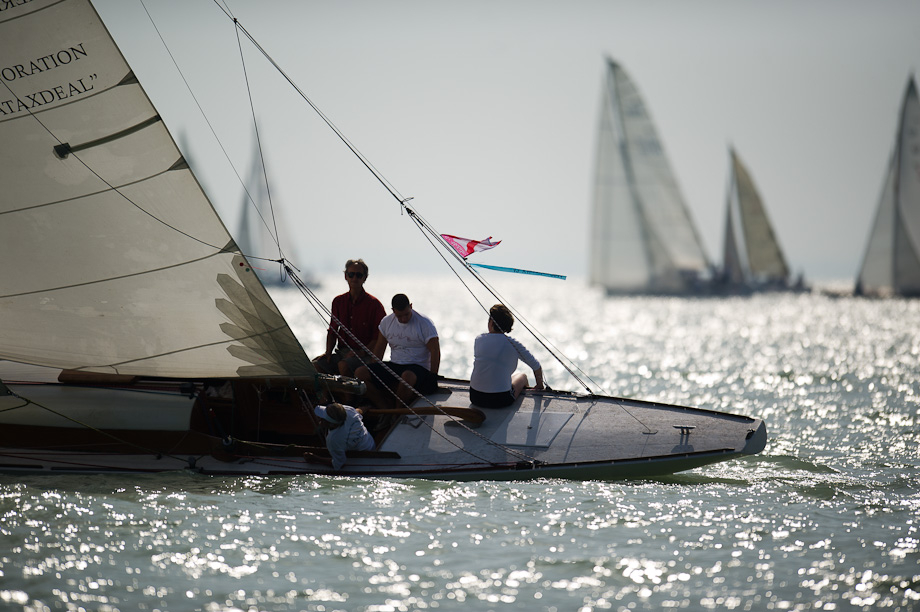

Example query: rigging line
[0,399,31,414]
[434,228,598,393]
[205,5,602,397]
[406,205,603,395]
[135,2,595,397]
[408,207,592,392]
[217,11,408,208]
[398,210,579,398]
[136,0,280,262]
[197,6,585,389]
[234,19,283,262]
[230,28,633,424]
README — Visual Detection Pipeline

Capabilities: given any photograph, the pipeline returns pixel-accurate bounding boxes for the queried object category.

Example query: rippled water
[2,275,919,611]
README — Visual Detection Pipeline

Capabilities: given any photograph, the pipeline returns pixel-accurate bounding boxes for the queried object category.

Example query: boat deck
[0,368,765,480]
[321,379,766,480]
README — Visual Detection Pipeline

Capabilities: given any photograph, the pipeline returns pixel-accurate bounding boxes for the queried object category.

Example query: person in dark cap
[310,402,375,469]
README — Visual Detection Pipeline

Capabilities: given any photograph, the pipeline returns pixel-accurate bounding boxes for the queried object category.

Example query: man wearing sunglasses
[312,259,386,378]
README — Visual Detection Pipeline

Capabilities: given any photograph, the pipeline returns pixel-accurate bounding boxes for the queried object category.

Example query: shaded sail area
[589,58,711,295]
[856,77,920,297]
[720,148,793,290]
[0,0,312,378]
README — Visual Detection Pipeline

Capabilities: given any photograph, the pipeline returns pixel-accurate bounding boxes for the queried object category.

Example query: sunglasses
[346,271,366,279]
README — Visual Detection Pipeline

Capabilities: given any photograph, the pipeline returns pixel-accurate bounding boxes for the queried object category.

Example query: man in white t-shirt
[355,293,440,410]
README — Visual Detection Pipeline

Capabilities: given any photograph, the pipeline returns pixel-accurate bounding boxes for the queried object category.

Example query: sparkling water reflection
[2,276,919,611]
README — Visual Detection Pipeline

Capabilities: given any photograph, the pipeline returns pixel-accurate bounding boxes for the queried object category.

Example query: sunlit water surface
[2,275,918,611]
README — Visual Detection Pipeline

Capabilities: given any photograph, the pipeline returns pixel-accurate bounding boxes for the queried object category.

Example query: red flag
[441,234,501,258]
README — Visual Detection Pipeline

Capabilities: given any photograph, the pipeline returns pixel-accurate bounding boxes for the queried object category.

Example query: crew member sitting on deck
[469,304,544,408]
[355,293,440,410]
[312,258,386,377]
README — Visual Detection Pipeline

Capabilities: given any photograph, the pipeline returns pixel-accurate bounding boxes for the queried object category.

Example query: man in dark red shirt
[312,259,386,377]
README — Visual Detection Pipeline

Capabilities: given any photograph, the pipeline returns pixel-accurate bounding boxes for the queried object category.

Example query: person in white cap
[311,402,375,470]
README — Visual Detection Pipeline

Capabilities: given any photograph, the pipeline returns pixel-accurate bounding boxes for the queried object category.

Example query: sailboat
[234,133,318,289]
[718,147,802,293]
[0,1,765,479]
[855,76,920,297]
[589,58,712,295]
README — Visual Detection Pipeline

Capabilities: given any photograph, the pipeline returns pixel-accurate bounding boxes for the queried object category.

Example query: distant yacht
[855,76,920,297]
[588,58,712,295]
[235,134,318,289]
[717,147,804,293]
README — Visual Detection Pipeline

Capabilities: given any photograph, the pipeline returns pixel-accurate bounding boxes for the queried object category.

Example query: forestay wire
[203,2,607,396]
[132,0,665,438]
[131,2,537,458]
[137,0,290,283]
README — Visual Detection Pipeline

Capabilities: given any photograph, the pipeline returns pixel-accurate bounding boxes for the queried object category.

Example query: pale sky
[95,0,920,284]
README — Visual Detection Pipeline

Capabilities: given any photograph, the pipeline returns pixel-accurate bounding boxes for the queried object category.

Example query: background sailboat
[855,76,920,297]
[234,131,318,289]
[589,58,712,295]
[719,147,802,292]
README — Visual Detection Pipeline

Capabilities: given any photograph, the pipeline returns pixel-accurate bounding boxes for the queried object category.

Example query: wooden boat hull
[0,375,766,480]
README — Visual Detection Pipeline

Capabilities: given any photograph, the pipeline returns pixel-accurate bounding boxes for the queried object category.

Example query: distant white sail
[721,148,790,287]
[0,0,312,377]
[589,58,710,294]
[233,134,306,288]
[856,77,920,297]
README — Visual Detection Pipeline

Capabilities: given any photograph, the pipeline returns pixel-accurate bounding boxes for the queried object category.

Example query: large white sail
[0,0,313,378]
[589,59,710,294]
[856,77,920,297]
[721,148,790,287]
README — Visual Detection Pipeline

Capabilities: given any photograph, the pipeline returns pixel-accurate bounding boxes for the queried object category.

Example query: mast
[892,92,904,294]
